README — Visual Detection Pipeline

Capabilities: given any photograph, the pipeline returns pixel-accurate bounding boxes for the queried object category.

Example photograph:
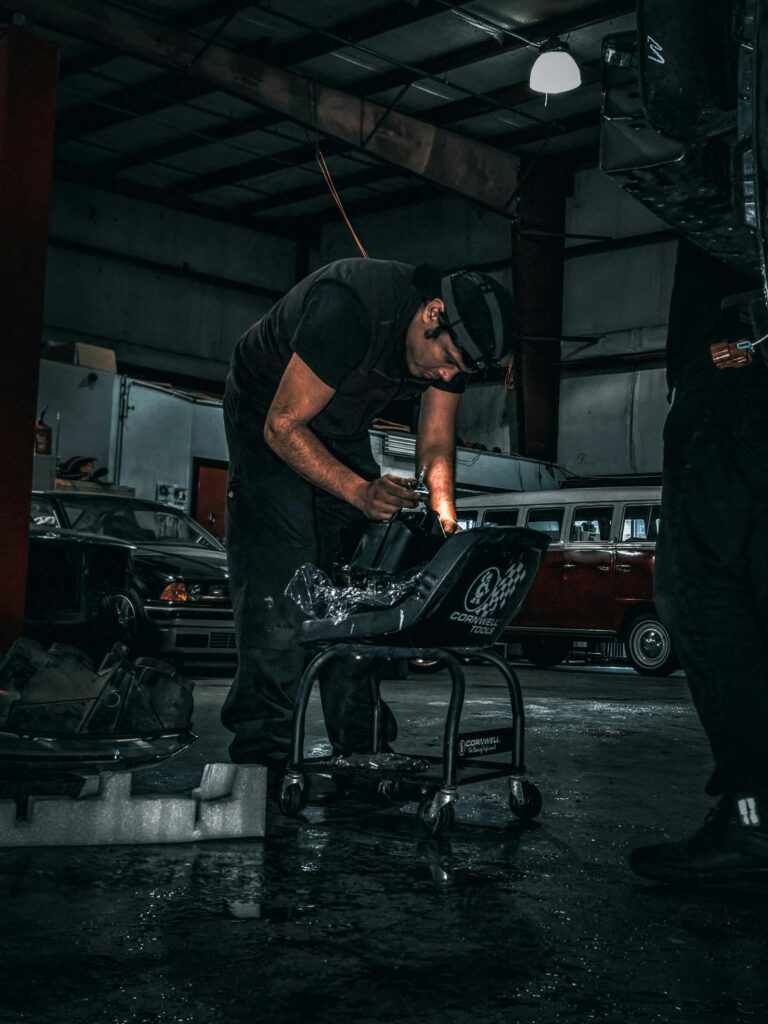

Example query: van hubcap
[640,630,663,658]
[631,622,669,668]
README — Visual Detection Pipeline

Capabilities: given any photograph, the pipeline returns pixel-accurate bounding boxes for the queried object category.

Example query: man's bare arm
[416,387,461,533]
[265,354,417,521]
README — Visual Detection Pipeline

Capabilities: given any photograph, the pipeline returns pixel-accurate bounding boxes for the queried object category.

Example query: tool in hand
[710,330,768,369]
[409,465,429,503]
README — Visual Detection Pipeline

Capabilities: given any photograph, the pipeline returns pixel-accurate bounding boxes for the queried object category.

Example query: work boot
[630,794,768,883]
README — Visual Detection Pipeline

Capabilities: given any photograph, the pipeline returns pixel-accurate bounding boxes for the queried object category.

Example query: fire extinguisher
[34,407,52,455]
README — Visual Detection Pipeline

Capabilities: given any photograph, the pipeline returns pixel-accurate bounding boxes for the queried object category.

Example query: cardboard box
[44,341,117,373]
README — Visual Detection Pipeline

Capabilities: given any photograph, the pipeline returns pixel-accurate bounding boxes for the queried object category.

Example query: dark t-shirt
[289,279,464,395]
[228,260,464,436]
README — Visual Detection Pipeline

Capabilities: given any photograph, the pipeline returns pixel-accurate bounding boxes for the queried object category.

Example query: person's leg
[312,433,398,755]
[632,372,768,880]
[222,389,316,765]
[654,374,768,794]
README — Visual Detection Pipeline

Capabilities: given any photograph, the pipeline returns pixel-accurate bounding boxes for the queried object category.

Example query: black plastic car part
[0,639,195,775]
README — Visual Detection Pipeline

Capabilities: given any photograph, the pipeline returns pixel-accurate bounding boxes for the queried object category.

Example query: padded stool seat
[301,527,548,647]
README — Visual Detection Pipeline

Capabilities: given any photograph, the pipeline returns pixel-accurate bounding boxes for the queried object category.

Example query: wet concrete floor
[2,661,768,1024]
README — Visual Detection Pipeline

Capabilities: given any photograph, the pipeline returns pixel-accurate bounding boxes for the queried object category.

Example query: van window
[526,507,564,540]
[621,504,662,542]
[456,510,478,530]
[484,509,519,527]
[570,506,613,542]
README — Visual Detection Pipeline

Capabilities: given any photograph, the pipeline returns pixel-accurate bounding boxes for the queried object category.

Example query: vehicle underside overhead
[600,0,767,297]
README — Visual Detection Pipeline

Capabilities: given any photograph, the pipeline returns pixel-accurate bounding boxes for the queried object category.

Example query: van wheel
[625,616,678,676]
[521,639,570,669]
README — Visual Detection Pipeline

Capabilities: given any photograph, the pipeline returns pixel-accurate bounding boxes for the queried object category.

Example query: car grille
[174,631,237,650]
[210,632,237,650]
[175,633,208,649]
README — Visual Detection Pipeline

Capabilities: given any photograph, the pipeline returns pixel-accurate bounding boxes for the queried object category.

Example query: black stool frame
[280,642,540,832]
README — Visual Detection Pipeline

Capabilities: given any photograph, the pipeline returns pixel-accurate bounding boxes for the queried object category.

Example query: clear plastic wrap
[285,563,424,625]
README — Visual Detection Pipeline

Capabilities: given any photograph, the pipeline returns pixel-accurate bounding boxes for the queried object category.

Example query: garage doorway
[192,458,228,541]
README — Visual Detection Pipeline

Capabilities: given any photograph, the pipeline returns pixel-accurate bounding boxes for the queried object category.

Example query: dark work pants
[221,386,394,764]
[654,358,768,795]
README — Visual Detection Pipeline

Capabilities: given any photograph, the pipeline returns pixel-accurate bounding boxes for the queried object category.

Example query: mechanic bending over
[222,258,513,770]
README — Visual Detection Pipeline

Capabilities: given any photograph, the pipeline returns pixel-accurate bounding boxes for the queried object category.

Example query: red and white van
[455,486,677,676]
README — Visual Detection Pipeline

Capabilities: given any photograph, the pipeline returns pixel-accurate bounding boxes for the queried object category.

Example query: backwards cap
[441,270,514,370]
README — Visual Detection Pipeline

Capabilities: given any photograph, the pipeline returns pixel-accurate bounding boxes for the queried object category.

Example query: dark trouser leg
[312,438,398,755]
[655,367,768,795]
[223,393,396,761]
[222,390,317,764]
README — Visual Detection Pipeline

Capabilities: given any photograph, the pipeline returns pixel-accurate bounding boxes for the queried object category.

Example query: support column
[510,157,569,464]
[0,25,59,648]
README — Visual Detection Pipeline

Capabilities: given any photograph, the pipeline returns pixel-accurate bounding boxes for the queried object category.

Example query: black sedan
[31,491,236,671]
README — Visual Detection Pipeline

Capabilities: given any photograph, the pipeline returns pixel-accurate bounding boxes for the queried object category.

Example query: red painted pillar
[0,26,59,649]
[511,156,569,464]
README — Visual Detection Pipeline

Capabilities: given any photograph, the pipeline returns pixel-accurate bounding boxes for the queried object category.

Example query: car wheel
[111,590,148,652]
[625,615,678,676]
[521,639,570,669]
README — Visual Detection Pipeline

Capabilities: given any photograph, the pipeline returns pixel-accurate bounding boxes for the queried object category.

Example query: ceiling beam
[291,120,601,229]
[61,2,624,189]
[168,138,352,198]
[167,61,604,200]
[54,0,472,142]
[232,165,405,218]
[176,92,600,219]
[19,0,520,216]
[214,105,600,217]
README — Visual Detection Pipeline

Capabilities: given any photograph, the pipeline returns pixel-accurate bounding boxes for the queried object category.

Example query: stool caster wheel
[508,779,542,820]
[417,796,455,835]
[278,776,306,816]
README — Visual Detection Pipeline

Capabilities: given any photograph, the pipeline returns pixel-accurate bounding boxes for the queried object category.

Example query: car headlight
[159,581,189,602]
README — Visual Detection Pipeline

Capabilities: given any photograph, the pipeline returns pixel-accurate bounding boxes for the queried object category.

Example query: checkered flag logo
[471,559,527,618]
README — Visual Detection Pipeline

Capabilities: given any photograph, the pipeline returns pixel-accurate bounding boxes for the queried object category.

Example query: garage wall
[43,181,297,383]
[558,169,676,475]
[316,194,518,453]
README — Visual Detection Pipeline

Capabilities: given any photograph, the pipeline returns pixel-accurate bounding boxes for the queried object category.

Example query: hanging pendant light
[529,38,582,95]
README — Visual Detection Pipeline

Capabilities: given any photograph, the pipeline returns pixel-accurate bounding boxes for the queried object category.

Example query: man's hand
[439,515,462,535]
[357,474,418,521]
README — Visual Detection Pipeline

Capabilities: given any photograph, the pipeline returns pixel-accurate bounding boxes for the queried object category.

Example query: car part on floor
[0,639,196,774]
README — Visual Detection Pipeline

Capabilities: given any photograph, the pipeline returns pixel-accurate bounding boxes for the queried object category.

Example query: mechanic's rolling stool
[279,527,549,834]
